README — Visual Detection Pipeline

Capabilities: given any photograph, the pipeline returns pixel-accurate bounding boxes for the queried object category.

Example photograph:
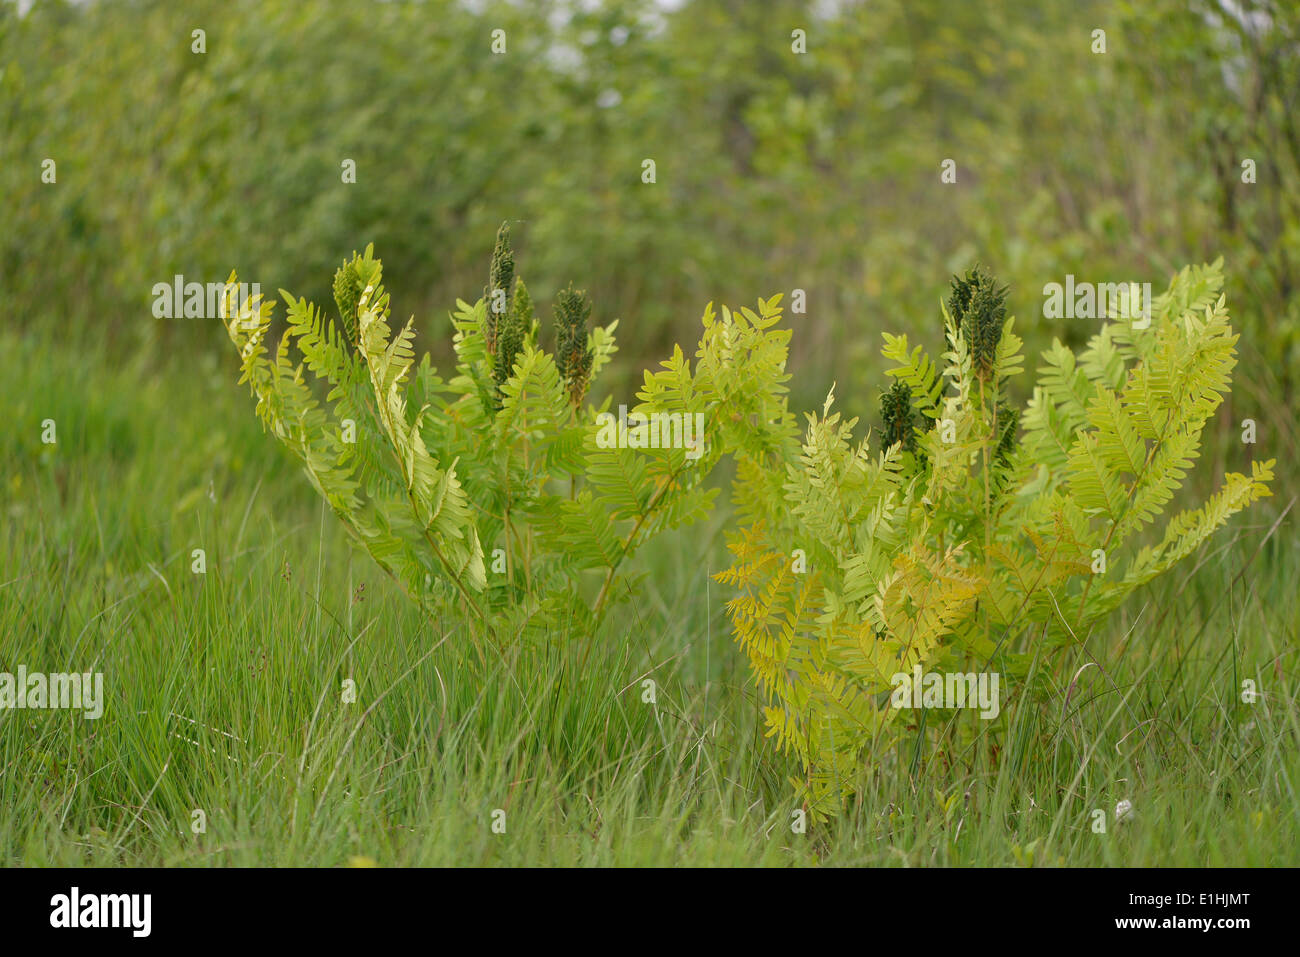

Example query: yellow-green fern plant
[222,225,795,650]
[716,260,1273,818]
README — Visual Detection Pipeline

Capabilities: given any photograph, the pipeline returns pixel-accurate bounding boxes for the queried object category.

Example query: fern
[225,243,1270,820]
[225,228,794,649]
[716,259,1273,819]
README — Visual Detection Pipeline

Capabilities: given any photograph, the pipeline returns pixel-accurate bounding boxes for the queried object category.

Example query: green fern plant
[716,259,1273,818]
[222,226,794,649]
[224,239,1269,819]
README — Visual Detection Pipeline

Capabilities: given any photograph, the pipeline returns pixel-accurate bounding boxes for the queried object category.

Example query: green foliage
[9,0,1300,441]
[224,234,794,648]
[331,245,375,349]
[8,313,1297,866]
[716,261,1274,819]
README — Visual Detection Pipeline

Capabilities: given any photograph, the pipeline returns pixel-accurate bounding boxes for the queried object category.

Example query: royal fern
[717,260,1273,818]
[224,227,794,649]
[224,243,1270,821]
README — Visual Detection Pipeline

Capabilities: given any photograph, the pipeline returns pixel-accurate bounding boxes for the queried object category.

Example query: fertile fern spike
[554,283,593,406]
[511,276,535,340]
[484,221,514,357]
[947,265,1008,379]
[493,292,527,395]
[879,381,917,453]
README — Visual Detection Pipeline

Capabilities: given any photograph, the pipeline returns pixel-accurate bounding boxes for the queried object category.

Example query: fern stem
[591,459,687,623]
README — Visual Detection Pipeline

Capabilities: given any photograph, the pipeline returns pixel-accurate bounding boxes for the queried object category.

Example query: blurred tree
[2,0,1295,462]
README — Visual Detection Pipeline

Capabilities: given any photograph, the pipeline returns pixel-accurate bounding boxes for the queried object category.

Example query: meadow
[2,317,1295,866]
[3,0,1297,868]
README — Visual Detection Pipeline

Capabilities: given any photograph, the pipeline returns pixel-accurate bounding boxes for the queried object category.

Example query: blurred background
[3,0,1296,476]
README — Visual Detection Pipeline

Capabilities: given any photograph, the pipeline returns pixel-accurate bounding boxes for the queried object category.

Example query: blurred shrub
[3,0,1295,467]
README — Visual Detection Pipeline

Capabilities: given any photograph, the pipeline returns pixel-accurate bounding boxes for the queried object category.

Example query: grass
[2,323,1297,866]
